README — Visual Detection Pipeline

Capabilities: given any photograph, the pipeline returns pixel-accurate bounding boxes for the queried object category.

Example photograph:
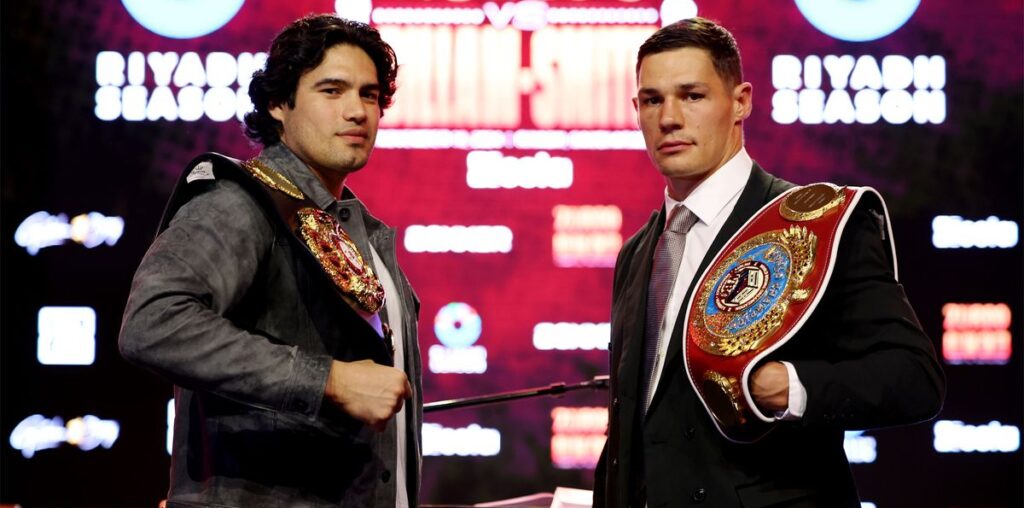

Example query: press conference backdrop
[2,0,1021,506]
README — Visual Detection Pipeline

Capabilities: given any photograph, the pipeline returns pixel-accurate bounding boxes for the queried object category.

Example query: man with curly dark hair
[120,14,421,507]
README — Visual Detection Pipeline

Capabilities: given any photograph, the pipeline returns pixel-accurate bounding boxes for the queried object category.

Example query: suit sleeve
[118,179,333,419]
[787,206,945,430]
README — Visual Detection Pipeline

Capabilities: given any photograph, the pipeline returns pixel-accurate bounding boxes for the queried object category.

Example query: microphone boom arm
[423,375,609,413]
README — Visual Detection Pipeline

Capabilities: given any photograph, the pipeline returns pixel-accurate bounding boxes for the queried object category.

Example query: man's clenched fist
[325,359,413,431]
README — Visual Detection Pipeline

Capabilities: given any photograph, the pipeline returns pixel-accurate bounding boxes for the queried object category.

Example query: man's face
[271,44,381,177]
[634,47,751,186]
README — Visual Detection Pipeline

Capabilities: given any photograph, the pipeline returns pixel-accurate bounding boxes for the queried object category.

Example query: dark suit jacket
[594,164,945,508]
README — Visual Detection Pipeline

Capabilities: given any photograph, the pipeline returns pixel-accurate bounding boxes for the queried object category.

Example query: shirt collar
[663,147,752,228]
[256,143,339,211]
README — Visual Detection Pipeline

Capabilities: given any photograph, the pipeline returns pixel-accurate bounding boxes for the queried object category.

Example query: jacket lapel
[616,210,663,424]
[646,163,780,415]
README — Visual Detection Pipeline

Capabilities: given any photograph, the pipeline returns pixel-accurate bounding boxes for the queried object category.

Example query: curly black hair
[244,14,398,146]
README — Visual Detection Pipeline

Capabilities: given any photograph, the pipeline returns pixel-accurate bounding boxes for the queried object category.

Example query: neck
[666,175,706,201]
[308,165,347,199]
[276,140,349,198]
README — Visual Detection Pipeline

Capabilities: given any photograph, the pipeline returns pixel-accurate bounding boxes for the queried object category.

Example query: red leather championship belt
[683,183,895,443]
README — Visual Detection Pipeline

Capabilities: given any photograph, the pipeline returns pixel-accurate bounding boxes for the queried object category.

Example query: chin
[332,154,369,172]
[660,166,711,181]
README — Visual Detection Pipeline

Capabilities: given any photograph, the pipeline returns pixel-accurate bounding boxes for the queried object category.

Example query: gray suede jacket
[119,143,422,507]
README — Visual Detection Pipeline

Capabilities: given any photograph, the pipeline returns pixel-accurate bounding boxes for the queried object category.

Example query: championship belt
[683,183,895,443]
[240,158,386,315]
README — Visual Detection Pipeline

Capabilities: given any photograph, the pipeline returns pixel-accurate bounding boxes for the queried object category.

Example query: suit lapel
[616,210,663,425]
[647,164,778,415]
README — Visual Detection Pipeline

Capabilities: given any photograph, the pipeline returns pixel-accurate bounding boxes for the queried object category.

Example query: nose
[342,91,368,124]
[658,98,682,132]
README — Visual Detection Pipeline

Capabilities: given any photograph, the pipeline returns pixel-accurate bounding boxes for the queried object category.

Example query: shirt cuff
[774,361,807,421]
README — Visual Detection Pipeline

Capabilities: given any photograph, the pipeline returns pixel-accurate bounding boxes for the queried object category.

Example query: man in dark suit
[594,18,944,507]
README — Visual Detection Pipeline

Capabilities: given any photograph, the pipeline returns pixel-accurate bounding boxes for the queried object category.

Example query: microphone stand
[423,375,609,413]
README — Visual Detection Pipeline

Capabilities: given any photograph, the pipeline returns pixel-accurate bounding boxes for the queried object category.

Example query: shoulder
[159,176,277,261]
[753,164,797,200]
[172,179,267,228]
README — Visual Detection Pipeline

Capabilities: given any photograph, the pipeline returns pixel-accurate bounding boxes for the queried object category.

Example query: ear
[732,82,753,122]
[632,96,641,128]
[269,101,288,123]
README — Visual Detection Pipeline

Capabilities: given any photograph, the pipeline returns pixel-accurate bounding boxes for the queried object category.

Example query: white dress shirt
[644,148,807,420]
[369,245,410,508]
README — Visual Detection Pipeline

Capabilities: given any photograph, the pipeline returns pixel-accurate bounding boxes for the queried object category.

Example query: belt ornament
[241,159,385,314]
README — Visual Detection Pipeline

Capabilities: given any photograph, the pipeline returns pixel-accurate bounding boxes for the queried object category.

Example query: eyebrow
[637,82,709,95]
[311,78,380,91]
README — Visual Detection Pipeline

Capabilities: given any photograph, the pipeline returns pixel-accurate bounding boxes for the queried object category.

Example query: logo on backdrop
[15,211,125,256]
[794,0,921,42]
[37,307,97,366]
[121,0,245,39]
[774,0,943,126]
[429,302,488,374]
[9,414,120,458]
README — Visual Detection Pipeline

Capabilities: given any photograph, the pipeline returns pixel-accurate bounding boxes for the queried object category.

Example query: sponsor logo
[15,211,124,255]
[933,216,1019,249]
[552,205,622,268]
[423,423,501,456]
[934,420,1021,453]
[844,430,877,464]
[794,0,920,42]
[10,414,120,458]
[550,406,606,469]
[430,303,488,374]
[942,303,1012,365]
[37,307,97,366]
[404,225,513,254]
[467,150,573,189]
[772,54,945,125]
[121,0,244,39]
[533,322,610,351]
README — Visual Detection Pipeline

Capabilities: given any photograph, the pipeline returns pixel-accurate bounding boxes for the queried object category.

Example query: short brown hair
[636,17,743,88]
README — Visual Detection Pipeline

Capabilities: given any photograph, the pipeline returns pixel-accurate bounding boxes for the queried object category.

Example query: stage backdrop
[2,0,1021,506]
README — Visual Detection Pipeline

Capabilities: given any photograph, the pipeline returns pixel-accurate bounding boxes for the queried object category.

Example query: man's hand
[750,361,789,414]
[324,359,412,432]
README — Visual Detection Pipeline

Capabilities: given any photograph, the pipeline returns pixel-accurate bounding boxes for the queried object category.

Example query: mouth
[337,129,369,143]
[658,139,694,155]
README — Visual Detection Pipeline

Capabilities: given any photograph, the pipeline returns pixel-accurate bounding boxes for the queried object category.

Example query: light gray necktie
[642,205,698,413]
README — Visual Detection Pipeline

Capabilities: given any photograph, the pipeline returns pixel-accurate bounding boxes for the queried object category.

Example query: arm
[753,207,945,429]
[120,179,412,426]
[119,180,332,418]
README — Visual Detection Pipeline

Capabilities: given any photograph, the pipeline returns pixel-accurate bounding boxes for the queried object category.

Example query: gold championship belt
[240,159,385,314]
[683,183,895,443]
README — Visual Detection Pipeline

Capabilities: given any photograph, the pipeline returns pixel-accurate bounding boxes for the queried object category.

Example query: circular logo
[659,0,699,28]
[704,242,791,339]
[794,0,920,42]
[121,0,245,39]
[434,302,482,349]
[714,260,770,313]
[335,0,373,24]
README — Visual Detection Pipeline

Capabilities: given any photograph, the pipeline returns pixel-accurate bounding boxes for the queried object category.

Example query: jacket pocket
[735,482,817,508]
